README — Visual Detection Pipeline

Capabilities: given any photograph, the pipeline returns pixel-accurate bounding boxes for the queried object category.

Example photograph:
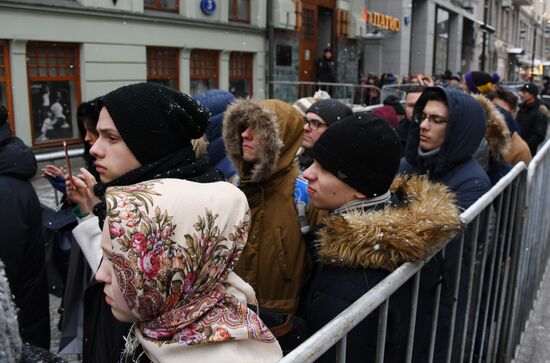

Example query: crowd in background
[0,68,548,363]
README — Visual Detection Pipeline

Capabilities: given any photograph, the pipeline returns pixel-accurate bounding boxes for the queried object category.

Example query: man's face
[324,50,332,59]
[405,92,422,121]
[302,112,328,149]
[418,100,448,151]
[90,108,141,183]
[303,161,364,210]
[521,91,534,103]
[241,125,262,163]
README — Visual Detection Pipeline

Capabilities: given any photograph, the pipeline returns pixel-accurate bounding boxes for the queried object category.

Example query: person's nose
[90,138,103,158]
[95,257,110,284]
[303,166,316,182]
[419,118,430,131]
[241,126,252,140]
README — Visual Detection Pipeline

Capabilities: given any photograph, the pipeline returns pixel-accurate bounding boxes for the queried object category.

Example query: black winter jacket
[0,123,50,349]
[305,177,461,363]
[516,99,548,156]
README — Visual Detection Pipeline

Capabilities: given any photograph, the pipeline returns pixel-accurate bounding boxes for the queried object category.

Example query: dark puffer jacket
[0,122,50,349]
[516,99,548,156]
[306,176,461,363]
[399,87,491,362]
[194,89,238,182]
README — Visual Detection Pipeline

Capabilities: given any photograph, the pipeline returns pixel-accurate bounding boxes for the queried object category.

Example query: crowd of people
[0,69,548,363]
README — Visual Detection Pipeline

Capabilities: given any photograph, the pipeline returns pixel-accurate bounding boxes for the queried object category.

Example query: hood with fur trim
[472,94,511,158]
[315,175,462,271]
[223,99,303,183]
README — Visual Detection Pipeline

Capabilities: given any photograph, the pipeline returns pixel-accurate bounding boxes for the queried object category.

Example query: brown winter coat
[503,132,532,166]
[223,99,308,314]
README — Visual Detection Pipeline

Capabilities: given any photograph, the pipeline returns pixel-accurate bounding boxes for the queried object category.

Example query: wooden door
[299,3,317,82]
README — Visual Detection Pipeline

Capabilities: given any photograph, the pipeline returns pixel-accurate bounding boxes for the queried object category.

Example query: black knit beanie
[99,82,210,164]
[311,113,401,198]
[521,83,539,98]
[305,99,353,126]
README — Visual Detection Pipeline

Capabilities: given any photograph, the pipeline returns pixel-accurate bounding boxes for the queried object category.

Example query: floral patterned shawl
[104,179,276,351]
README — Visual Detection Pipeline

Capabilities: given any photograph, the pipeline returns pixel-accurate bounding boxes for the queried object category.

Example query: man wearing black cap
[302,113,461,363]
[300,99,353,170]
[517,83,548,155]
[316,47,336,91]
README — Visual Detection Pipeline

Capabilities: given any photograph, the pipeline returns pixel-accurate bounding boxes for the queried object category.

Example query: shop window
[229,52,253,98]
[276,45,292,66]
[190,49,219,96]
[229,0,250,23]
[27,42,81,146]
[336,9,349,37]
[147,47,179,90]
[0,40,14,132]
[433,7,449,75]
[144,0,178,12]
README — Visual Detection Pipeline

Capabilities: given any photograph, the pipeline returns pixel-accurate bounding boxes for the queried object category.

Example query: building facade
[1,0,548,148]
[0,0,266,147]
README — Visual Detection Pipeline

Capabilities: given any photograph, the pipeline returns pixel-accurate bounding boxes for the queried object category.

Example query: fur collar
[473,94,511,158]
[223,99,283,183]
[315,175,462,271]
[223,99,303,183]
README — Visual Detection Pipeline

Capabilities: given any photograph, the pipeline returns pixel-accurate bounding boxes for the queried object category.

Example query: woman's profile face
[90,107,141,183]
[96,230,138,323]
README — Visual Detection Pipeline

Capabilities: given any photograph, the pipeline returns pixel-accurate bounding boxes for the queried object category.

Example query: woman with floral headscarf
[96,178,282,363]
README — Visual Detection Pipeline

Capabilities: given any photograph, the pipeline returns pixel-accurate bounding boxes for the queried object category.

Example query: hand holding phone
[63,141,74,186]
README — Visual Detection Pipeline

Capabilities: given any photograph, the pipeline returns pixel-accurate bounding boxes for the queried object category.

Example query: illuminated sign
[362,5,401,32]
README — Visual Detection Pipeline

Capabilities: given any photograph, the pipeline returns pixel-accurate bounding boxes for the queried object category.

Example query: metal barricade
[505,140,550,360]
[269,81,381,107]
[281,139,550,363]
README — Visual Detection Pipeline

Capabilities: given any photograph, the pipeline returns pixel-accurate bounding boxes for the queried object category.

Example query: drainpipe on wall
[266,0,275,98]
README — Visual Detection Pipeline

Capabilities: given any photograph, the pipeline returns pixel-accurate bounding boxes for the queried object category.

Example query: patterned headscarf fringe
[121,325,145,363]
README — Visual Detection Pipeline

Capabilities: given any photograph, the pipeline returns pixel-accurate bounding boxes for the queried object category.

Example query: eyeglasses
[414,112,448,125]
[304,117,327,130]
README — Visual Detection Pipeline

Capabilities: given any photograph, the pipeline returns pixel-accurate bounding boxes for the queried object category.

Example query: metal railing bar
[335,336,347,363]
[468,208,493,363]
[375,300,389,363]
[476,194,504,363]
[35,147,84,162]
[486,186,513,361]
[428,283,442,363]
[279,260,424,363]
[458,216,482,363]
[461,162,526,224]
[405,271,421,363]
[444,234,466,363]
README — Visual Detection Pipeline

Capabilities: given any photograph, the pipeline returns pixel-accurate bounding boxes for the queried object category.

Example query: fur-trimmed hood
[315,175,462,271]
[223,99,303,183]
[472,94,511,158]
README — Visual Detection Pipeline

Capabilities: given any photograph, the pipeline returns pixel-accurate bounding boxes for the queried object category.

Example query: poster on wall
[30,81,74,143]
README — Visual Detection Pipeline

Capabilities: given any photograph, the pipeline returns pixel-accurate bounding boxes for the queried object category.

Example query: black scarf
[92,145,222,228]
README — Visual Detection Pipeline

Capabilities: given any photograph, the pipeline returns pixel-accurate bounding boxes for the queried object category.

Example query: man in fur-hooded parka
[223,99,309,314]
[302,114,462,363]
